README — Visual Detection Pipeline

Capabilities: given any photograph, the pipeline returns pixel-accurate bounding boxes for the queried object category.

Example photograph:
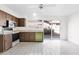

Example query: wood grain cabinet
[24,32,30,41]
[0,10,26,27]
[4,34,12,50]
[19,32,26,42]
[0,10,20,27]
[29,32,35,41]
[0,10,6,26]
[0,35,4,52]
[18,18,25,27]
[19,32,30,42]
[19,32,43,42]
[6,14,13,21]
[15,18,19,26]
[12,16,19,26]
[0,34,12,52]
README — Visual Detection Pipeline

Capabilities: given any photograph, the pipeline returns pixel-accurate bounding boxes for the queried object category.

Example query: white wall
[68,12,79,45]
[0,4,20,17]
[26,16,69,40]
[56,16,68,40]
[59,17,68,40]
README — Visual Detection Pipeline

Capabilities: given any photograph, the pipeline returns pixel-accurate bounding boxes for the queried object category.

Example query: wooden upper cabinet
[18,18,25,27]
[0,10,26,27]
[0,10,6,26]
[12,16,19,26]
[6,13,19,27]
[0,10,6,20]
[6,13,19,26]
[6,14,12,21]
[15,18,19,26]
[12,16,16,21]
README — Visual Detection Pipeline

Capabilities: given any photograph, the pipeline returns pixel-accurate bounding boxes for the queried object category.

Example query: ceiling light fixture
[39,4,44,9]
[33,13,37,16]
[39,4,56,10]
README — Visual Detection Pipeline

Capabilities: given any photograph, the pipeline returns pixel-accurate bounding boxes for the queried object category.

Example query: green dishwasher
[35,32,43,42]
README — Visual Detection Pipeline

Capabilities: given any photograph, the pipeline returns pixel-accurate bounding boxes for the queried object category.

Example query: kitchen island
[19,32,43,42]
[13,27,44,42]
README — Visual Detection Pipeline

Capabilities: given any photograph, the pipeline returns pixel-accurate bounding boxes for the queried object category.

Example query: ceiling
[3,4,79,18]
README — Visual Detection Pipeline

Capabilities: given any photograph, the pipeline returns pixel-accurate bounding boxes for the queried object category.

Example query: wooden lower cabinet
[19,32,43,42]
[19,32,25,42]
[25,32,30,41]
[0,35,4,52]
[0,34,12,52]
[4,34,12,50]
[19,32,35,42]
[29,32,35,42]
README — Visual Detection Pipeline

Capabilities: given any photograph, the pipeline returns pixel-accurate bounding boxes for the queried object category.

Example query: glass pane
[51,20,60,39]
[44,20,51,40]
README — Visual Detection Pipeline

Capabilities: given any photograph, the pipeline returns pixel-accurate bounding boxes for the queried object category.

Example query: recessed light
[33,13,37,16]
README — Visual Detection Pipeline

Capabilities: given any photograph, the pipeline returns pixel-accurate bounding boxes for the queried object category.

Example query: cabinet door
[0,35,4,52]
[19,32,25,42]
[9,15,19,26]
[25,32,30,42]
[18,18,25,27]
[15,18,19,26]
[35,32,43,42]
[0,10,6,26]
[19,32,30,42]
[6,14,12,21]
[29,32,35,42]
[4,34,12,50]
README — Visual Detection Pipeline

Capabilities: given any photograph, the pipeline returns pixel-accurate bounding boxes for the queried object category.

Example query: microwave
[3,20,16,28]
[9,20,16,28]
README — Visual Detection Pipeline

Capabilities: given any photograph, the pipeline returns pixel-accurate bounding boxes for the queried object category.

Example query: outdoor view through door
[44,20,60,40]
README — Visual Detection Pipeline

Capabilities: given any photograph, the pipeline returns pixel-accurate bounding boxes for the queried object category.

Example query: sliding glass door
[44,20,60,40]
[44,20,51,40]
[51,20,60,39]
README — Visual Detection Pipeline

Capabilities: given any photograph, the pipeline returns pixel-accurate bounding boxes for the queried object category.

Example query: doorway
[44,20,60,40]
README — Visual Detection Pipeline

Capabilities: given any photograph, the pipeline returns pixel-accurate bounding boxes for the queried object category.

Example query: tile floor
[1,40,79,55]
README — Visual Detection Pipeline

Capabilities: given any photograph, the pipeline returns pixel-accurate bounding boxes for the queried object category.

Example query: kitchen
[0,10,43,52]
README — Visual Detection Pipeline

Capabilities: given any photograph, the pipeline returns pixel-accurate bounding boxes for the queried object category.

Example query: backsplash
[0,26,3,34]
[26,20,43,30]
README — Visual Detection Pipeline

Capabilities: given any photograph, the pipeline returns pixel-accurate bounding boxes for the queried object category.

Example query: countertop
[0,31,19,35]
[13,27,44,32]
[14,30,44,32]
[0,29,43,35]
